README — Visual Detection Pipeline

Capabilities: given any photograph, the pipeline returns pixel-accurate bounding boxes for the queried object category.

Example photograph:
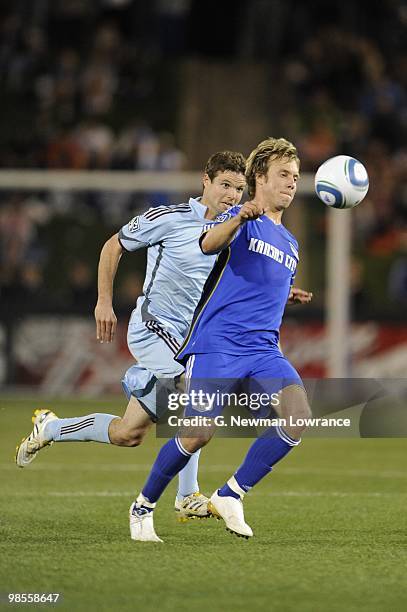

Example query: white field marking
[279,467,407,479]
[3,463,155,472]
[3,463,407,478]
[259,491,407,498]
[3,490,406,498]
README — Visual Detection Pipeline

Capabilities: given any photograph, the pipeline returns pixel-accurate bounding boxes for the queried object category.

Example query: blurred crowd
[277,26,406,261]
[0,191,147,313]
[0,0,406,314]
[0,4,186,171]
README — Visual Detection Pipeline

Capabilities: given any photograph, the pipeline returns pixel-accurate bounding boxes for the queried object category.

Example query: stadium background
[0,2,406,611]
[0,0,406,393]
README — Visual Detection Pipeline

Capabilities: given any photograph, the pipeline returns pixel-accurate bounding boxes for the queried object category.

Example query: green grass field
[1,399,407,612]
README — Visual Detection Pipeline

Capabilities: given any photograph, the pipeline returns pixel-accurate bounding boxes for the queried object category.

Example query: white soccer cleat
[129,500,163,543]
[208,490,253,539]
[174,492,210,522]
[15,409,58,468]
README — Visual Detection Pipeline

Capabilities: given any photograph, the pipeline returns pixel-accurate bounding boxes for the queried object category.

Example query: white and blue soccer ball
[315,155,369,209]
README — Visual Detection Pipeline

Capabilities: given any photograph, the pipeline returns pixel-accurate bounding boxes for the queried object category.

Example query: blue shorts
[184,349,303,418]
[122,313,184,420]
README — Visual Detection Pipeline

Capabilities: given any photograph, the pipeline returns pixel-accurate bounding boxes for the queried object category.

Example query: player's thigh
[184,353,242,418]
[123,321,184,420]
[127,319,184,379]
[248,351,309,418]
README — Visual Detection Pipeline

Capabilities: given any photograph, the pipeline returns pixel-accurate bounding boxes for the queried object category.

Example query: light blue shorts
[122,316,184,421]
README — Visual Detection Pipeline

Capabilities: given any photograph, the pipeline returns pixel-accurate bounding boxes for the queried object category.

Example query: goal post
[326,208,352,377]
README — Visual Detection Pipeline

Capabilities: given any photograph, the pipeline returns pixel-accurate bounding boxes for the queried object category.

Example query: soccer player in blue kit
[15,151,247,525]
[131,137,313,541]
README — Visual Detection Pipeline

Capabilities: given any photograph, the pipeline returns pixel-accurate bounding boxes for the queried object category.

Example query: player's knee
[123,431,144,447]
[292,400,312,421]
[111,425,147,447]
[282,385,312,421]
[181,435,208,453]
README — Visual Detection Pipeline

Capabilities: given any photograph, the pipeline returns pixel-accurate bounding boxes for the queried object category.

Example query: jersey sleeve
[199,206,243,250]
[213,206,241,225]
[290,240,299,286]
[118,207,174,251]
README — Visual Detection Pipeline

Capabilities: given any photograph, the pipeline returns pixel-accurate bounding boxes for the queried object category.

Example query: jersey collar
[189,197,207,219]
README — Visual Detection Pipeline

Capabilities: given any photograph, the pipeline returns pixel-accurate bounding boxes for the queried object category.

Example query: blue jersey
[176,205,299,362]
[119,198,217,339]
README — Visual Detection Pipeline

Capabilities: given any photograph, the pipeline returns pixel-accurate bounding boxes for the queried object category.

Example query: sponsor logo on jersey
[248,238,297,273]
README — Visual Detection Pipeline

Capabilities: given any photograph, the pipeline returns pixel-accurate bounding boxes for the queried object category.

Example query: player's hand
[287,287,313,305]
[237,201,264,222]
[95,301,117,343]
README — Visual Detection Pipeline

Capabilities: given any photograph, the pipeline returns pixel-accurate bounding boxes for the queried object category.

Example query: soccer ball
[315,155,369,209]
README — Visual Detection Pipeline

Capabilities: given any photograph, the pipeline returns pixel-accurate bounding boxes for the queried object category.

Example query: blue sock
[217,482,241,500]
[44,413,117,443]
[219,426,301,497]
[177,449,201,500]
[142,437,192,503]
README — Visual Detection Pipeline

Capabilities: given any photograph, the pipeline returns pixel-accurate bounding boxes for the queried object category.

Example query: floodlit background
[0,0,406,390]
[1,4,407,612]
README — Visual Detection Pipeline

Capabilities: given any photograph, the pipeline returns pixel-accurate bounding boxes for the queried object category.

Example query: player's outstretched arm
[201,202,264,254]
[287,287,313,305]
[94,233,123,343]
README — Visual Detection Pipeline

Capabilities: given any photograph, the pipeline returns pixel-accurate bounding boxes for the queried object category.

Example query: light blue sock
[44,413,117,443]
[177,449,201,501]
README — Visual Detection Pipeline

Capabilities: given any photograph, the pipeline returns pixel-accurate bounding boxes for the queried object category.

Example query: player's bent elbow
[201,238,224,255]
[200,235,217,255]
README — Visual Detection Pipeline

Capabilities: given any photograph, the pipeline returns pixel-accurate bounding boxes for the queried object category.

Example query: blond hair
[246,137,300,198]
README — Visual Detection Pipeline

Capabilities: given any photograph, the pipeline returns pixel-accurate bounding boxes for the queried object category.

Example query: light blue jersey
[119,197,218,419]
[119,198,217,339]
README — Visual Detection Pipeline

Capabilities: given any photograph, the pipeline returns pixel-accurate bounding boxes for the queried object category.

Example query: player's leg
[130,353,228,541]
[211,352,311,538]
[106,396,153,446]
[43,388,153,446]
[15,408,120,468]
[218,384,309,495]
[130,431,212,541]
[126,319,207,514]
[15,363,156,467]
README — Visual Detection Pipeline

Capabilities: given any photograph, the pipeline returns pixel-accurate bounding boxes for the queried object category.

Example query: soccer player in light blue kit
[15,151,247,525]
[131,138,313,541]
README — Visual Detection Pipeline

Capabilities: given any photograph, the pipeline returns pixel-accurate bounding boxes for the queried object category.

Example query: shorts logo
[128,216,140,232]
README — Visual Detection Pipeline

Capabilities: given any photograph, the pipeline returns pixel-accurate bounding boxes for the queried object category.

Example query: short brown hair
[204,151,246,180]
[246,137,300,198]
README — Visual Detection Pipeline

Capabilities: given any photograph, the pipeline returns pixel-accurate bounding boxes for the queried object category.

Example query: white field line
[2,463,407,479]
[3,490,406,498]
